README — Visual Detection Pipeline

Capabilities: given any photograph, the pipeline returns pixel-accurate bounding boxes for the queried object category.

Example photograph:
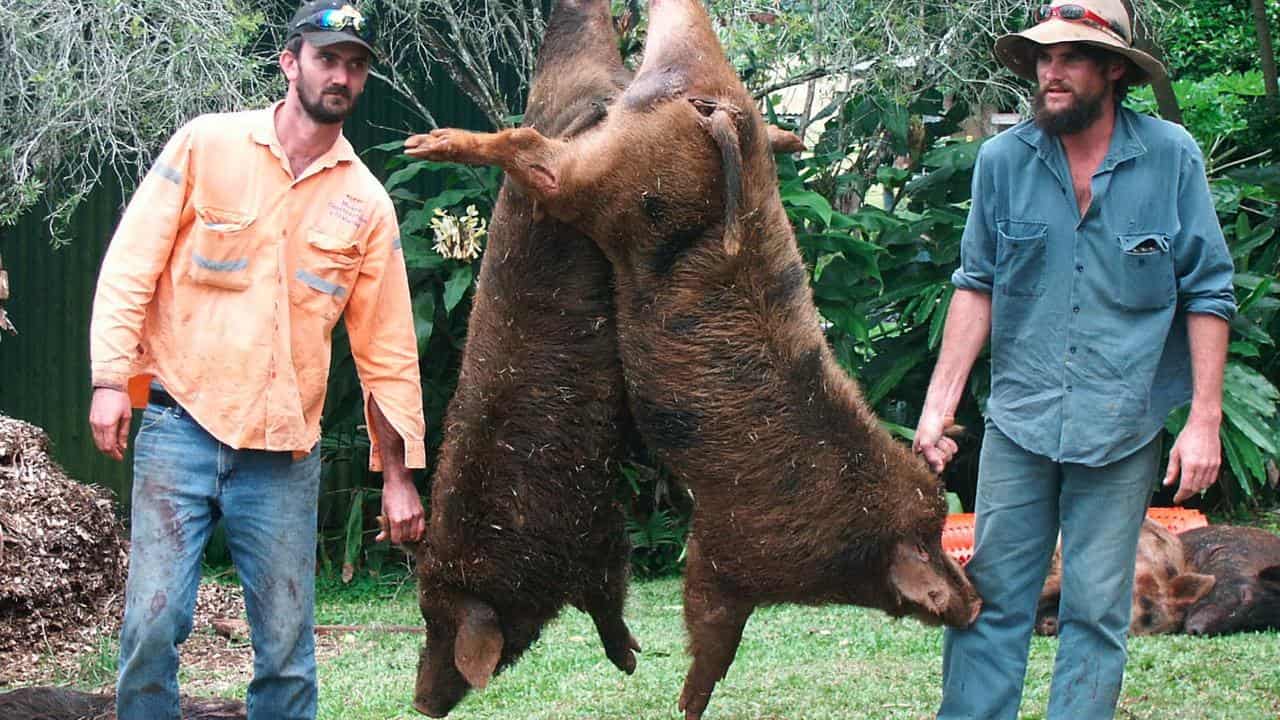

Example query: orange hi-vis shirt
[90,103,426,470]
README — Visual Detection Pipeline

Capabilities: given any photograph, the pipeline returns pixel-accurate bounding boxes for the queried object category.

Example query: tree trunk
[1123,0,1183,124]
[1252,0,1279,106]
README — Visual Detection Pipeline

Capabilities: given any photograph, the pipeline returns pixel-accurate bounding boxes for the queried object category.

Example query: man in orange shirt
[87,3,425,718]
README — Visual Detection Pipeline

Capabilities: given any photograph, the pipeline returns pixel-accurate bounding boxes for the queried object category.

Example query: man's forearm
[1186,313,1229,424]
[367,395,410,479]
[922,289,993,418]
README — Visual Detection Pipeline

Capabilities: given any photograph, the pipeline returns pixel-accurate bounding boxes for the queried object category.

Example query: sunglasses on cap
[1035,4,1127,42]
[293,5,372,41]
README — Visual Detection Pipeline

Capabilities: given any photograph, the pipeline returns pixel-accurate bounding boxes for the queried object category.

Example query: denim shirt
[952,107,1236,467]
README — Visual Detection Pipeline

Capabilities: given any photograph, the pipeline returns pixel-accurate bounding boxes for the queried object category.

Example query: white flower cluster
[430,205,487,261]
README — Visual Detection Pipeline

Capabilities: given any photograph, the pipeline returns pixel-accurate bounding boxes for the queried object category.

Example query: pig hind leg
[678,549,755,720]
[404,128,568,205]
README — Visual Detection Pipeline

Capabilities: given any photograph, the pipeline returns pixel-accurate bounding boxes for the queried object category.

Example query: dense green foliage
[1158,0,1275,81]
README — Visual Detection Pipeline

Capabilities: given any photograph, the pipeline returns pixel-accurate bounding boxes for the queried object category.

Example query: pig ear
[1170,572,1217,607]
[765,124,805,154]
[454,598,504,689]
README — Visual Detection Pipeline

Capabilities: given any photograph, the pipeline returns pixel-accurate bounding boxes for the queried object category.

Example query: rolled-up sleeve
[1173,141,1235,320]
[90,123,195,389]
[951,150,996,294]
[344,200,427,470]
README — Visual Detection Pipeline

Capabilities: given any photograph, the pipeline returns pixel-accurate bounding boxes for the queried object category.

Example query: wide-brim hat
[994,0,1166,86]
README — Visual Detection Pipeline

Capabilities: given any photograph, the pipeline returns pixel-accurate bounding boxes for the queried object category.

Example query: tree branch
[753,67,832,100]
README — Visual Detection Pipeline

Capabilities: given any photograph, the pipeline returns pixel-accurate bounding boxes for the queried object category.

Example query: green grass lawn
[52,570,1274,720]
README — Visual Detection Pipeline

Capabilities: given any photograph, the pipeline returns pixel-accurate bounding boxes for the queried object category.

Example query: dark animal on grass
[1035,519,1215,636]
[408,0,639,716]
[1181,525,1280,636]
[0,686,244,719]
[404,0,981,717]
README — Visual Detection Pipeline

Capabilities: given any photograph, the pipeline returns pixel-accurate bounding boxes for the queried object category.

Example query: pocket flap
[195,205,255,233]
[307,229,360,254]
[1119,232,1169,255]
[997,219,1048,241]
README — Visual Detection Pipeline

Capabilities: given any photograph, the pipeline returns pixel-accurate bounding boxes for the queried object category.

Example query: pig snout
[1183,597,1239,637]
[889,541,982,627]
[1183,610,1217,636]
[413,632,470,717]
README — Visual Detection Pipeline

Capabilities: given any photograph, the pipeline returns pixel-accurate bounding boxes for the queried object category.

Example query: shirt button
[1072,306,1080,314]
[1075,264,1084,272]
[1070,346,1078,354]
[1066,385,1073,393]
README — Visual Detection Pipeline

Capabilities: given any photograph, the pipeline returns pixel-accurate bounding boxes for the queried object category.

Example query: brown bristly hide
[409,1,639,717]
[405,1,979,717]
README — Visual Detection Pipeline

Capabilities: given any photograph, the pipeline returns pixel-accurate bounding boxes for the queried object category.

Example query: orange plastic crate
[941,508,1209,566]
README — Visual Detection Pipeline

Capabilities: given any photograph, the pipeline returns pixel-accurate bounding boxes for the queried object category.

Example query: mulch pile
[0,414,128,683]
[0,414,346,690]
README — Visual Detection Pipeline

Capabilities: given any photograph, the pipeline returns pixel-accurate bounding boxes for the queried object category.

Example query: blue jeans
[116,400,321,720]
[938,419,1157,720]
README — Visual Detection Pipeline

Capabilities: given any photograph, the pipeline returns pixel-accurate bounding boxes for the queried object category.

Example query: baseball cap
[288,1,375,56]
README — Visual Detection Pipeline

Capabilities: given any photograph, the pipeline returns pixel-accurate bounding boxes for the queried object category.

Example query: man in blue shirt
[914,1,1235,717]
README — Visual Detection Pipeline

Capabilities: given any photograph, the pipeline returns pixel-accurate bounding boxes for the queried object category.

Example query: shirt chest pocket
[1115,232,1174,311]
[995,220,1048,298]
[187,206,257,290]
[289,229,363,322]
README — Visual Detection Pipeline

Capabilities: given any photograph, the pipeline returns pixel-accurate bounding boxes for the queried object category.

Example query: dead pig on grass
[405,0,980,717]
[1181,525,1280,636]
[1035,519,1216,637]
[408,0,638,716]
[0,686,244,720]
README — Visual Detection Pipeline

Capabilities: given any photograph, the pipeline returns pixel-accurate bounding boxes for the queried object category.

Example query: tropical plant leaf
[443,265,473,313]
[385,161,433,192]
[1229,341,1260,358]
[1223,362,1280,417]
[342,489,366,584]
[928,285,955,350]
[424,188,488,214]
[866,344,929,407]
[1221,392,1280,456]
[412,290,436,354]
[783,189,834,227]
[1220,425,1254,498]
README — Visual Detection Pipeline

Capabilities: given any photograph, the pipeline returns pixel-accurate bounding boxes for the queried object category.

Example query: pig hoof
[406,130,463,160]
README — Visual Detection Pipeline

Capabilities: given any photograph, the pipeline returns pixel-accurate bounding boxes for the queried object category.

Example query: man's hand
[89,387,132,461]
[914,411,959,474]
[1164,414,1222,504]
[377,472,425,545]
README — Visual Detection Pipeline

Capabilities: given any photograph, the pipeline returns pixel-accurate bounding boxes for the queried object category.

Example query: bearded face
[287,40,370,125]
[1032,43,1122,136]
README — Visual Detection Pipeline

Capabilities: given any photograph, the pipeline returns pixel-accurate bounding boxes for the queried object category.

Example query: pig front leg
[579,565,643,673]
[582,594,642,674]
[678,540,755,720]
[574,514,642,673]
[404,128,569,207]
